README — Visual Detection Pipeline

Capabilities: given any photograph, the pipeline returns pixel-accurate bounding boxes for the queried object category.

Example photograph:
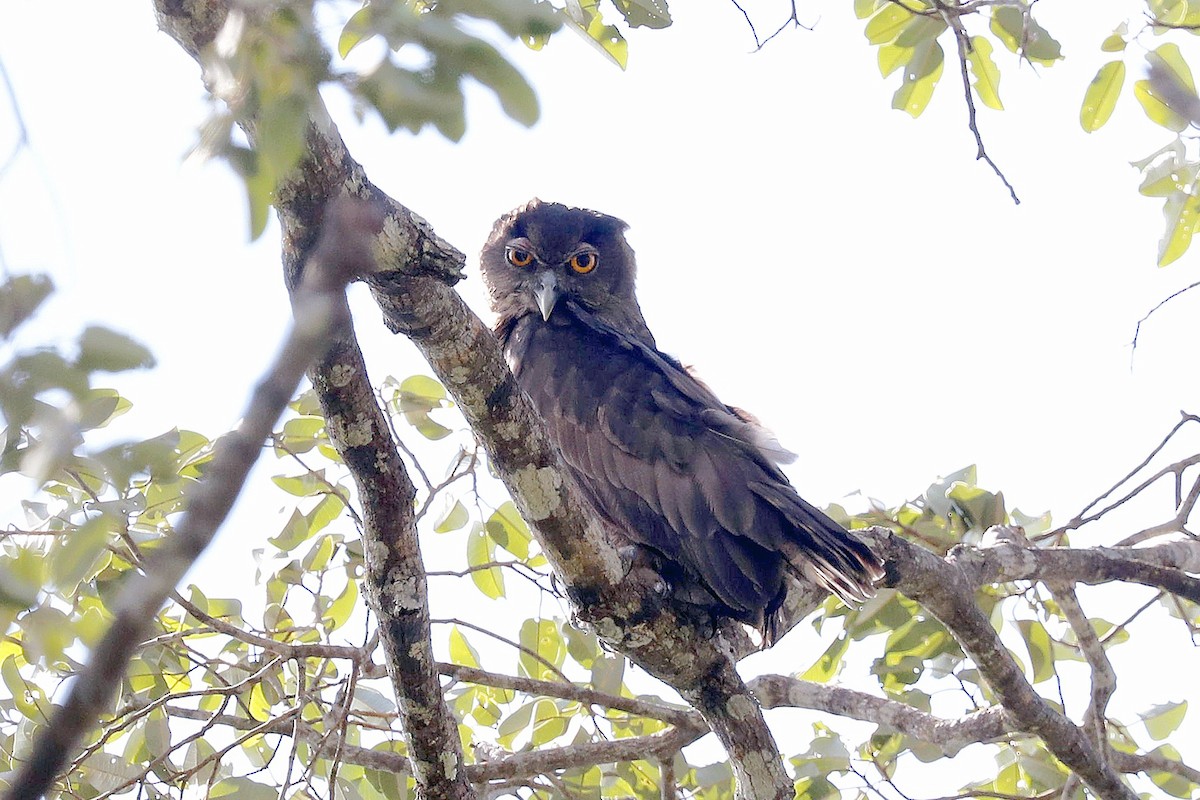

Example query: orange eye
[569,252,597,274]
[506,247,534,268]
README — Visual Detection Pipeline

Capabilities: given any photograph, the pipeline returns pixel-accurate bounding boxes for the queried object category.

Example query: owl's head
[481,199,650,338]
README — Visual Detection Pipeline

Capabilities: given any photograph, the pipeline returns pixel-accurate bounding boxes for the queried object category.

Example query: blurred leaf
[257,93,309,179]
[0,275,54,339]
[434,498,469,533]
[76,326,155,373]
[49,516,112,593]
[1080,60,1124,132]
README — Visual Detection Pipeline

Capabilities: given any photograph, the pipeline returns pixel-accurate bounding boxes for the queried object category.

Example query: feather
[481,200,884,645]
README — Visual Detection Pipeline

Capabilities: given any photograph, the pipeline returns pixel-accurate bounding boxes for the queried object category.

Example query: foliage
[0,272,1196,797]
[3,1,1200,798]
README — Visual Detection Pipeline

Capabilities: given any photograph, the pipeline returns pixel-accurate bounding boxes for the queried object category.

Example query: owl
[480,199,883,644]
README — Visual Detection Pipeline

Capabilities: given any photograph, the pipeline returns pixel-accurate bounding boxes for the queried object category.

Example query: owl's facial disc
[533,271,559,321]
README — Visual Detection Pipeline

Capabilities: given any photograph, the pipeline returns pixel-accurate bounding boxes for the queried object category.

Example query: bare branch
[937,0,1020,204]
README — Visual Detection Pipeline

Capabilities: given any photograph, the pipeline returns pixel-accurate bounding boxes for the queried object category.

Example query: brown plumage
[480,199,883,644]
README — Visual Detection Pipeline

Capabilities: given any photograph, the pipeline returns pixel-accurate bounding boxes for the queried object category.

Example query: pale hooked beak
[533,271,559,321]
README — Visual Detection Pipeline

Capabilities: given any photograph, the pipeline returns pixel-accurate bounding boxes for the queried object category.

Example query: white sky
[1,0,1198,794]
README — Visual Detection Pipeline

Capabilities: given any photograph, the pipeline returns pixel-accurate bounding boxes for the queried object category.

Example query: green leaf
[449,625,481,668]
[892,39,944,118]
[1141,700,1188,740]
[0,274,54,339]
[460,41,539,126]
[1017,619,1054,683]
[76,326,155,373]
[967,36,1003,110]
[257,94,309,180]
[467,523,504,599]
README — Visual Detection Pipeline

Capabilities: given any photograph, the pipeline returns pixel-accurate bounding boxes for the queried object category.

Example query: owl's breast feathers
[497,301,883,642]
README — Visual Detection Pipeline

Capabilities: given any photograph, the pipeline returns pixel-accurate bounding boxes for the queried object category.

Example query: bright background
[1,0,1198,792]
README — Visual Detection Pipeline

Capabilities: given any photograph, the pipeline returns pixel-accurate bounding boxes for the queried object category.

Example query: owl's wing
[513,304,878,624]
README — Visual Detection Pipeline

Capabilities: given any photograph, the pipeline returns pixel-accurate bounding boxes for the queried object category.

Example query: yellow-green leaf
[800,634,850,683]
[1142,700,1188,740]
[1080,61,1125,132]
[892,40,944,117]
[323,578,358,631]
[449,626,480,668]
[1017,619,1054,683]
[467,523,504,599]
[967,36,1003,111]
[865,4,913,45]
[1150,42,1197,92]
[878,43,913,78]
[434,499,469,533]
[1158,189,1200,265]
[486,501,531,560]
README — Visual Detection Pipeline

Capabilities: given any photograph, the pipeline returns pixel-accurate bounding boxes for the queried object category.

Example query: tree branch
[860,528,1138,800]
[2,191,368,800]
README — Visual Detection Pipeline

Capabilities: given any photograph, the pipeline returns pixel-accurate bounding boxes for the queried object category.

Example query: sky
[1,0,1199,793]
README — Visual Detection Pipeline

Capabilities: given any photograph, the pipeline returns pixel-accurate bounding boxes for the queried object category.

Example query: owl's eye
[506,247,534,268]
[569,252,597,274]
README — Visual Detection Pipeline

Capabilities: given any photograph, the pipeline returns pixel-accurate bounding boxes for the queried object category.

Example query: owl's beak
[533,271,559,321]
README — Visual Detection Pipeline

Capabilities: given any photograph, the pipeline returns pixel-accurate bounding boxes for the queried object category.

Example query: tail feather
[749,480,884,604]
